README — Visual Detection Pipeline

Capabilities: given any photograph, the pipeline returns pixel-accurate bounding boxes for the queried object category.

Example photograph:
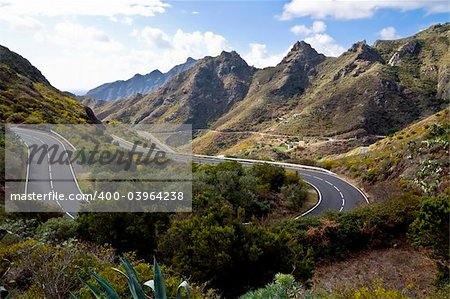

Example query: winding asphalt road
[113,134,369,217]
[10,127,82,218]
[188,156,369,217]
[10,128,368,218]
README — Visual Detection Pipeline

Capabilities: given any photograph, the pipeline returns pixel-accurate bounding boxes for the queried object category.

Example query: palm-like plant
[72,257,190,299]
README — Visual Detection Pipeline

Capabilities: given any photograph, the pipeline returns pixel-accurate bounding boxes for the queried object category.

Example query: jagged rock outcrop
[333,41,384,81]
[276,41,326,95]
[388,40,421,66]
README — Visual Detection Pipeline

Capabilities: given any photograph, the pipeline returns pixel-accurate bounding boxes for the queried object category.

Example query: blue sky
[0,0,448,93]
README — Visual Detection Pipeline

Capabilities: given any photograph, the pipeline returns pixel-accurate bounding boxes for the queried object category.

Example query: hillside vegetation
[95,23,449,155]
[324,108,449,200]
[0,45,97,124]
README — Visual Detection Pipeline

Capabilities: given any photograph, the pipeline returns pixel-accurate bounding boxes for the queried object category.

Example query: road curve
[10,127,82,218]
[112,134,369,216]
[187,155,369,217]
[11,128,369,218]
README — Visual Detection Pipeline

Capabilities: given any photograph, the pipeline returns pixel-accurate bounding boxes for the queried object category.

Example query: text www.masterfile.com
[9,191,186,202]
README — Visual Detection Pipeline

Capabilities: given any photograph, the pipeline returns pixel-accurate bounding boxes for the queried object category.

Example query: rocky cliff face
[276,41,326,95]
[85,57,197,101]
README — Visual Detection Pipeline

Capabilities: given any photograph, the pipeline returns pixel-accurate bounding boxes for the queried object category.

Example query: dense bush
[409,195,449,262]
[157,200,314,297]
[35,217,80,244]
[409,195,450,288]
[76,212,171,257]
[282,194,422,261]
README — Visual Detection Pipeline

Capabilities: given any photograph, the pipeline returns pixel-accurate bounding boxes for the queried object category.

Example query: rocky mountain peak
[281,41,325,65]
[148,69,163,76]
[346,40,384,63]
[195,50,253,79]
[216,50,245,63]
[291,40,311,52]
[185,57,196,64]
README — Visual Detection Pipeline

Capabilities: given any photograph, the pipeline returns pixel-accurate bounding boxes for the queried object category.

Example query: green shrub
[240,274,310,299]
[409,195,450,261]
[35,217,80,244]
[251,163,287,192]
[282,183,307,209]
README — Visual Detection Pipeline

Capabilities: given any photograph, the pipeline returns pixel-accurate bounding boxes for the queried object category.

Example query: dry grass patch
[312,246,437,298]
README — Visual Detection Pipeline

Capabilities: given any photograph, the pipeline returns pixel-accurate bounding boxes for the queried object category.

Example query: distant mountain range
[94,23,449,153]
[85,57,197,101]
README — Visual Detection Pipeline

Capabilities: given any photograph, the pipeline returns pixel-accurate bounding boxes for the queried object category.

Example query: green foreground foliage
[74,257,190,299]
[0,161,448,298]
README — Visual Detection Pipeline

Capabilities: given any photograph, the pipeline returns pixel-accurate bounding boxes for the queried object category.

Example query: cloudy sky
[0,0,448,93]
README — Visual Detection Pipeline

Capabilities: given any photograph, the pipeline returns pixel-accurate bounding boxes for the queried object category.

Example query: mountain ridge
[85,57,197,101]
[94,23,449,154]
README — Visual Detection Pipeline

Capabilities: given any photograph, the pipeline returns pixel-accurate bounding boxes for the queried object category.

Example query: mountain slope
[85,57,197,101]
[96,23,449,154]
[283,23,449,137]
[97,51,255,129]
[194,23,449,153]
[325,108,449,200]
[0,45,98,124]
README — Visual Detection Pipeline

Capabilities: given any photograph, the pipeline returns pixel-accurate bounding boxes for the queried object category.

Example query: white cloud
[0,13,44,30]
[243,43,286,68]
[192,11,200,15]
[378,26,400,39]
[173,30,228,56]
[29,26,230,91]
[304,33,346,57]
[280,0,449,20]
[109,16,134,25]
[133,27,172,48]
[0,0,170,18]
[132,27,229,58]
[291,21,326,35]
[42,21,123,52]
[289,21,344,57]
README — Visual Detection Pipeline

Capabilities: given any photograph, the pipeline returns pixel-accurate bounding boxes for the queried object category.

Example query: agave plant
[72,257,190,299]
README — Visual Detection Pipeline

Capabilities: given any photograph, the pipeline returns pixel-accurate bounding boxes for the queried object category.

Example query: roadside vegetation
[322,109,449,198]
[1,160,448,297]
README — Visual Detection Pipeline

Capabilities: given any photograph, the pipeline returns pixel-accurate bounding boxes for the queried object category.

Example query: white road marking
[333,185,340,192]
[313,176,323,181]
[13,128,77,219]
[325,180,333,186]
[23,142,30,195]
[295,181,323,219]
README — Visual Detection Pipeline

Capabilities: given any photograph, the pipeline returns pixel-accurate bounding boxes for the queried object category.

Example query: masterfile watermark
[5,124,193,214]
[27,141,168,171]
